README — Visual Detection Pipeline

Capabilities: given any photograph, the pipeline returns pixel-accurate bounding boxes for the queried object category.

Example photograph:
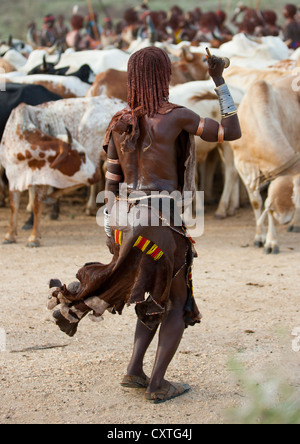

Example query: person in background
[56,14,69,48]
[66,14,89,51]
[101,17,117,48]
[216,10,233,39]
[118,7,141,48]
[195,12,219,43]
[256,10,281,37]
[283,3,300,48]
[27,22,40,47]
[40,14,58,47]
[85,12,101,49]
[166,11,184,43]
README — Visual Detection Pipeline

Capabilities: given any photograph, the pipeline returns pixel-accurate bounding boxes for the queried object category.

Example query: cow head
[49,128,87,176]
[171,46,209,85]
[50,128,100,184]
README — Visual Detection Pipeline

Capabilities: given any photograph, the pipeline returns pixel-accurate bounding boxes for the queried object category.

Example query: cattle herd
[0,2,300,255]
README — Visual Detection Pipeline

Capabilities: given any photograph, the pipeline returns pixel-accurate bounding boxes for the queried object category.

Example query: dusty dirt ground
[0,194,300,424]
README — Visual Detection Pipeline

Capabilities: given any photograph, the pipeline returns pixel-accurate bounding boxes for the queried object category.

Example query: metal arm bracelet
[215,83,237,118]
[104,208,111,238]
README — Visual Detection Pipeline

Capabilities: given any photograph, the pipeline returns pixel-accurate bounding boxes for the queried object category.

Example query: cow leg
[215,143,240,219]
[288,175,300,233]
[86,160,106,216]
[21,186,35,230]
[235,161,265,247]
[203,150,219,205]
[249,189,265,247]
[229,177,241,215]
[86,184,98,216]
[3,191,21,244]
[264,210,280,254]
[288,209,300,233]
[49,199,60,220]
[27,185,47,248]
[26,186,35,213]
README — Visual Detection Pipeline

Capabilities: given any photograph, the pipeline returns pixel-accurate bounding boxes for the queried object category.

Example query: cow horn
[47,42,57,55]
[181,46,194,62]
[55,47,62,66]
[8,35,13,47]
[65,127,73,144]
[42,54,48,71]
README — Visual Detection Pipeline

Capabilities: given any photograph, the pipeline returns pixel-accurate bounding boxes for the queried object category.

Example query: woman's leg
[126,319,158,378]
[147,269,187,393]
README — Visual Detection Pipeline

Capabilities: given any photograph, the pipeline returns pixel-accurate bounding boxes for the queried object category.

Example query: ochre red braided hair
[127,47,172,118]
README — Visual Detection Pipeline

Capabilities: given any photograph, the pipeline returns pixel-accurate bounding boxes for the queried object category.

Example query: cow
[0,83,63,216]
[0,36,32,57]
[3,73,91,99]
[2,49,27,70]
[187,33,291,70]
[257,175,300,254]
[0,83,62,141]
[219,33,290,61]
[0,95,125,247]
[0,57,15,73]
[230,75,300,253]
[19,48,130,76]
[86,69,128,102]
[27,55,95,85]
[224,66,293,93]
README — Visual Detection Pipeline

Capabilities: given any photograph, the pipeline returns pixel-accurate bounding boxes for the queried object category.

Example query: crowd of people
[26,2,300,52]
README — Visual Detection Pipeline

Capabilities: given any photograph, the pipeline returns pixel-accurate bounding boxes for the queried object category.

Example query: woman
[66,15,89,51]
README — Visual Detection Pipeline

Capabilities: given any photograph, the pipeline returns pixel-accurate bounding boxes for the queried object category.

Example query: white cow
[190,33,291,70]
[0,73,91,98]
[230,75,300,253]
[0,95,125,246]
[19,48,130,75]
[224,66,293,93]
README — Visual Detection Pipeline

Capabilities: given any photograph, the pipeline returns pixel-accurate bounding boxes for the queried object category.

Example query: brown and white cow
[0,95,125,247]
[230,75,300,253]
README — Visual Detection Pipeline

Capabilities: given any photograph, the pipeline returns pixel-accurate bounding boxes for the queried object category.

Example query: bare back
[110,107,200,194]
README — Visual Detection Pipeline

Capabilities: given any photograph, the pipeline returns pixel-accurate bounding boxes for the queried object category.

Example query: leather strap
[259,152,300,185]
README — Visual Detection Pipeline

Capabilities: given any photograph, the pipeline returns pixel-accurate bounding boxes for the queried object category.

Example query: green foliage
[227,359,300,424]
